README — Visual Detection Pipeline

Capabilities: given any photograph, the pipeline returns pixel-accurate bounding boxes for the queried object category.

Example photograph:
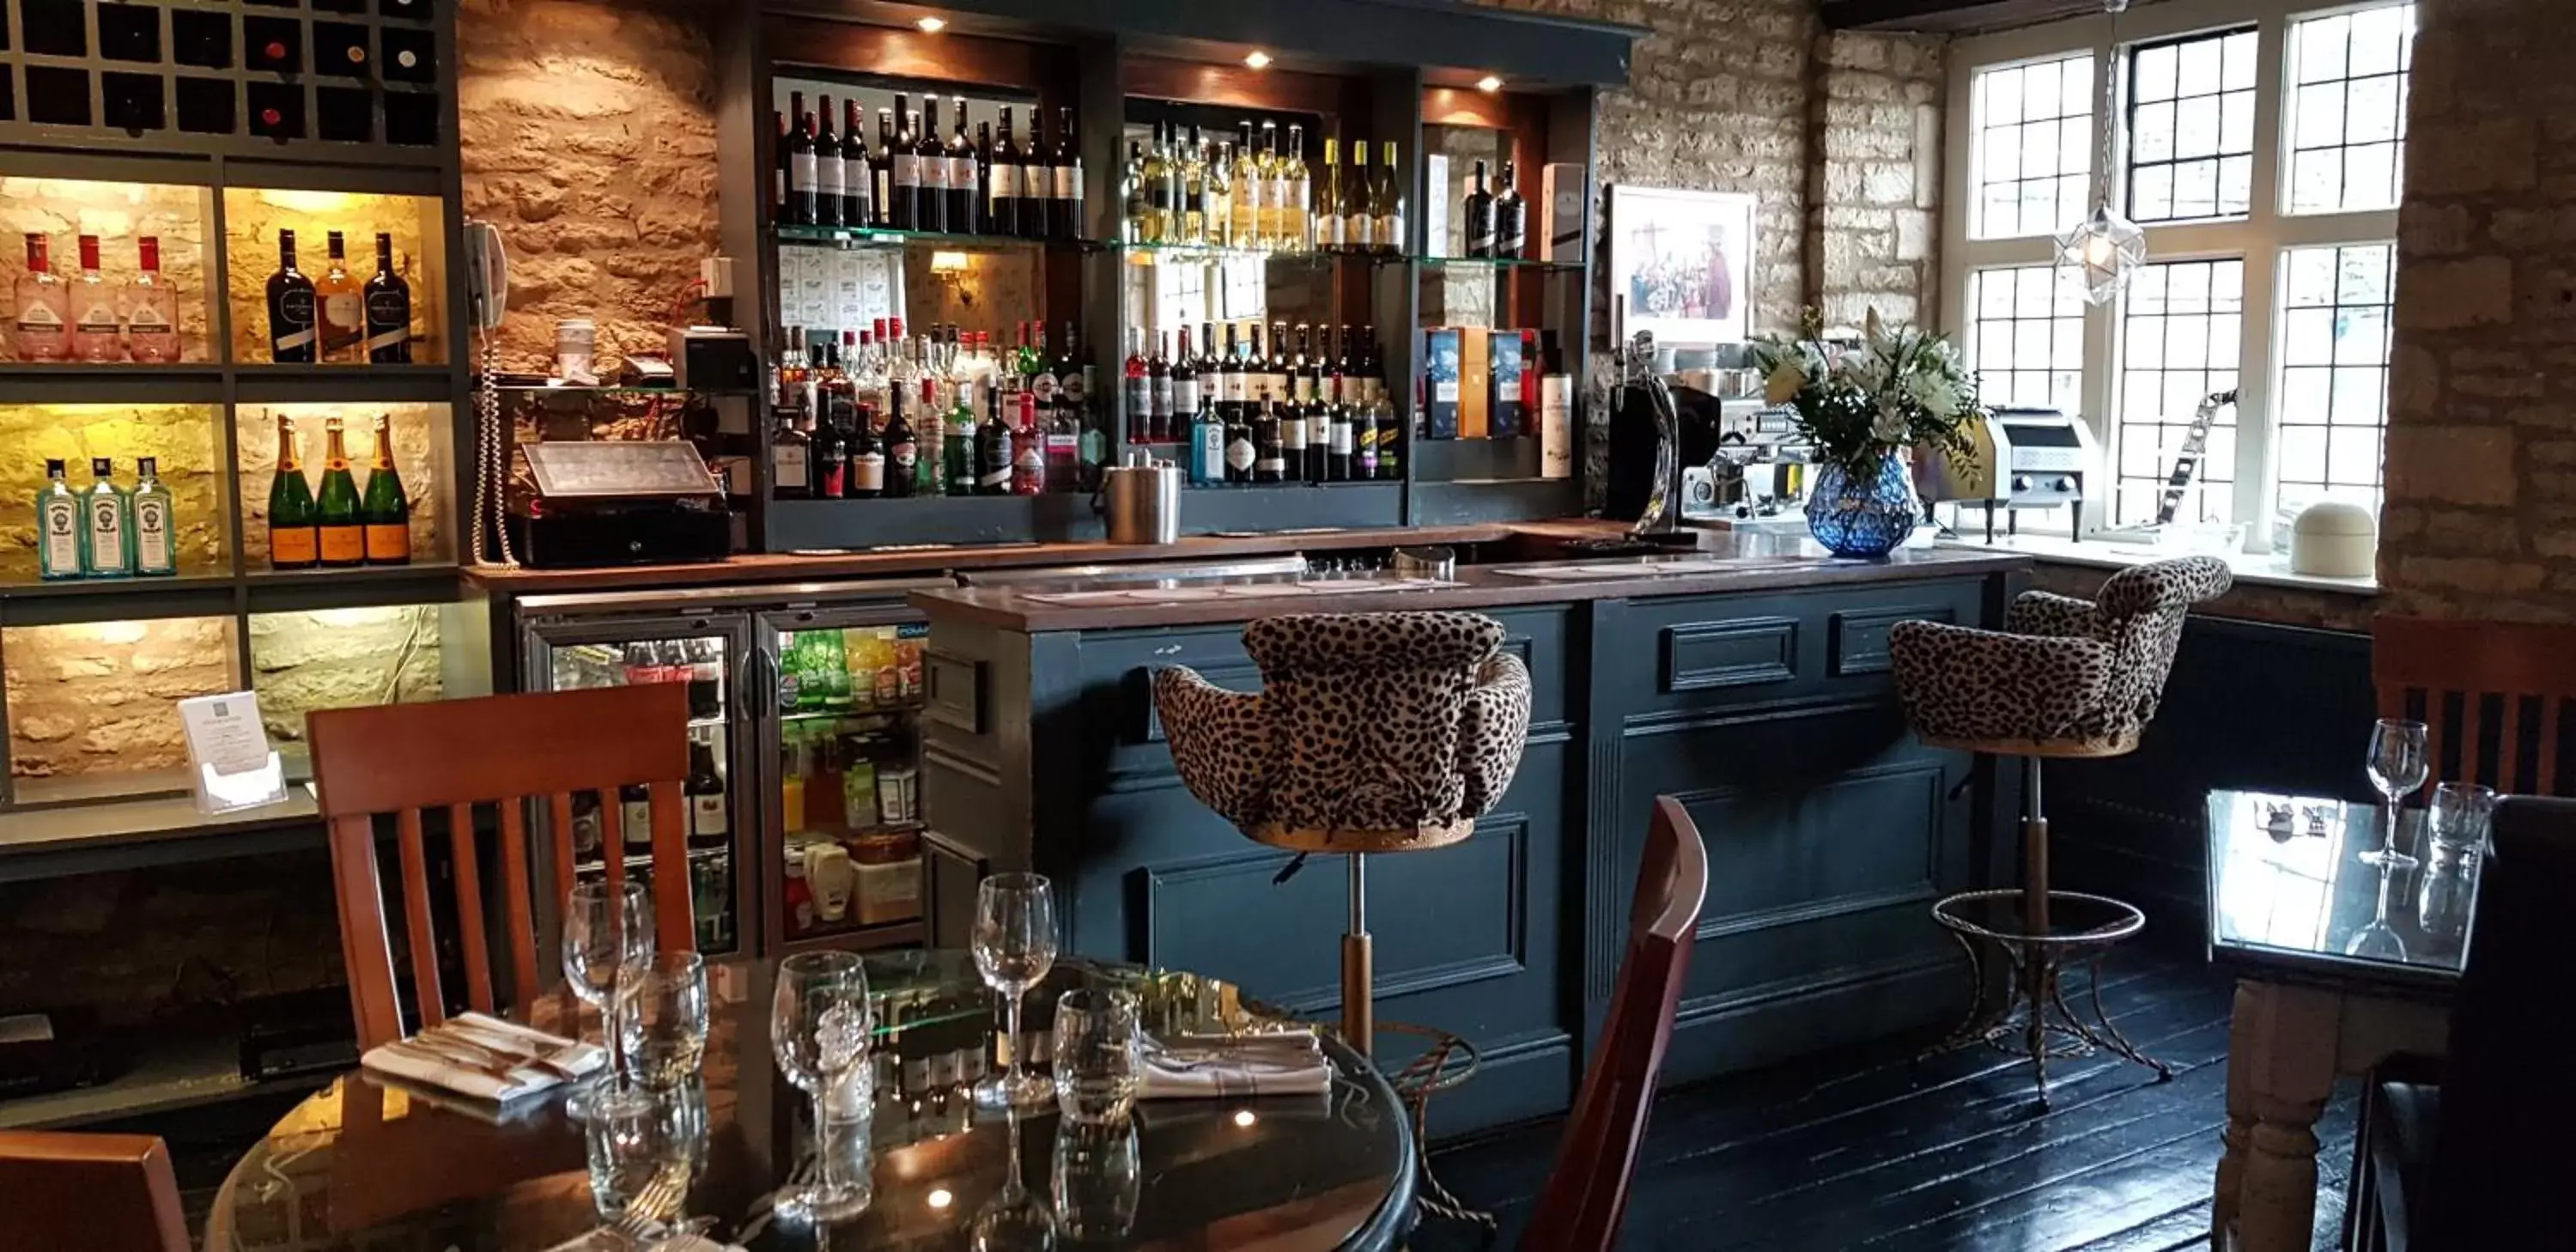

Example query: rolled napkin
[1139,1031,1333,1099]
[360,1012,606,1104]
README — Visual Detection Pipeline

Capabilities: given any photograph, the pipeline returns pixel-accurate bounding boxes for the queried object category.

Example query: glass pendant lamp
[2057,0,2144,306]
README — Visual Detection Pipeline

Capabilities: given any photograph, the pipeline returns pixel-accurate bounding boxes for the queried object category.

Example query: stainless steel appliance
[1681,402,1812,533]
[1920,407,2099,542]
[1101,452,1182,544]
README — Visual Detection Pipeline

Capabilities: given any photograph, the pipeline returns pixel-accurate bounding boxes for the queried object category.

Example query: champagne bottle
[316,416,365,567]
[267,414,319,568]
[362,413,411,564]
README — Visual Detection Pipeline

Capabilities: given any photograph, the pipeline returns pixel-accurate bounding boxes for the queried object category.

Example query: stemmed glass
[2361,719,2429,868]
[563,878,653,1119]
[772,951,875,1223]
[972,873,1060,1109]
[970,1106,1057,1251]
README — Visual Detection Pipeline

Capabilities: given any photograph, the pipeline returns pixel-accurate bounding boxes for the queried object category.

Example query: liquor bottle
[316,416,365,567]
[1051,106,1082,241]
[844,99,872,228]
[1170,325,1200,437]
[888,94,917,230]
[686,736,728,849]
[813,95,845,229]
[772,405,811,501]
[35,460,81,580]
[12,234,69,362]
[267,414,319,568]
[1147,330,1171,441]
[1012,392,1045,495]
[1345,141,1375,253]
[1495,160,1528,259]
[786,92,817,227]
[1315,137,1343,252]
[80,458,131,578]
[131,455,176,577]
[362,233,412,364]
[1354,393,1380,481]
[884,383,920,498]
[315,231,364,362]
[847,403,885,498]
[976,386,1015,495]
[1463,159,1497,258]
[991,105,1022,237]
[1255,120,1283,249]
[947,96,978,234]
[1140,120,1172,246]
[1224,386,1255,484]
[1374,387,1401,480]
[1282,124,1312,252]
[1058,321,1085,416]
[1029,323,1059,408]
[1252,398,1285,484]
[773,109,791,224]
[1181,124,1208,246]
[1122,328,1148,441]
[946,380,978,496]
[362,414,410,564]
[267,230,319,362]
[67,234,121,362]
[1190,391,1222,486]
[1540,329,1573,479]
[1375,142,1406,256]
[619,782,653,853]
[915,99,948,234]
[875,108,898,228]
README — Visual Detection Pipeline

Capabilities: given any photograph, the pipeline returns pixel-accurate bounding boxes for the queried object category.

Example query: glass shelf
[774,224,1107,251]
[1117,240,1400,264]
[1417,254,1583,271]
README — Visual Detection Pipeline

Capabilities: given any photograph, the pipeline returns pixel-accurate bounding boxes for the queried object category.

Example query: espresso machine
[1681,401,1814,533]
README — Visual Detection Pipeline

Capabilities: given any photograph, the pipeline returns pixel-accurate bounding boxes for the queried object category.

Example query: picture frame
[1607,185,1757,348]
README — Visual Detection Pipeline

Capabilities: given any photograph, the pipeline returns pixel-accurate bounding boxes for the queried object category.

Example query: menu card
[178,691,288,814]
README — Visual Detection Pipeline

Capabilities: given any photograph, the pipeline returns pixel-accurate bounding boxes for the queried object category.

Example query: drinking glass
[2428,781,2497,857]
[563,878,653,1117]
[584,1079,700,1221]
[972,873,1059,1109]
[2361,719,2429,868]
[1051,1118,1141,1241]
[617,951,709,1091]
[1050,988,1140,1125]
[772,951,875,1222]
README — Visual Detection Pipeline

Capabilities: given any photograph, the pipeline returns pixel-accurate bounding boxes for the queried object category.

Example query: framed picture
[1607,185,1756,348]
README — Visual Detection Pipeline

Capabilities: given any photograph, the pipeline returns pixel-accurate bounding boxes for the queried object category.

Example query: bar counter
[908,532,2032,1133]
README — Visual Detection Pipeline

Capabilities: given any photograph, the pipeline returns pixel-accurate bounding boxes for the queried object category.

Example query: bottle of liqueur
[268,230,319,362]
[786,91,817,228]
[314,231,365,362]
[1374,142,1406,256]
[1051,106,1082,241]
[70,235,121,362]
[35,459,81,580]
[363,233,413,363]
[362,413,411,564]
[843,99,872,228]
[884,384,920,498]
[316,416,367,567]
[81,458,131,578]
[947,96,978,234]
[847,404,885,498]
[685,735,728,850]
[268,414,319,568]
[990,106,1022,237]
[813,94,845,229]
[977,386,1015,495]
[811,406,847,498]
[1012,392,1046,495]
[131,456,177,577]
[13,234,69,361]
[914,99,948,234]
[1462,159,1497,258]
[1494,160,1528,259]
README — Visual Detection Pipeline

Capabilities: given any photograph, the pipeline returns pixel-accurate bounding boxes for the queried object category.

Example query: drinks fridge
[515,577,946,959]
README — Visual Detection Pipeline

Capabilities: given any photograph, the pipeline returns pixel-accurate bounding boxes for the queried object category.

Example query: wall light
[1476,75,1504,92]
[1232,1109,1258,1127]
[929,250,970,274]
[928,1188,954,1209]
[1243,50,1273,70]
[914,15,946,32]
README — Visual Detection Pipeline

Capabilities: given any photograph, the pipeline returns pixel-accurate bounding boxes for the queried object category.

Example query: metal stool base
[1376,1021,1496,1235]
[1922,888,2172,1106]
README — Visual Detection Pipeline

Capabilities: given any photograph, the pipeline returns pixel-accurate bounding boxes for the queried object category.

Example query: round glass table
[200,951,1415,1251]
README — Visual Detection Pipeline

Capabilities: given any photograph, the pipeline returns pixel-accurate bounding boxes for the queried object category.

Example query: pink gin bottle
[69,234,123,362]
[11,234,69,362]
[125,237,179,363]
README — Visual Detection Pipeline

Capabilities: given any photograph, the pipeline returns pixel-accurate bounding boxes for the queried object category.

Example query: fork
[605,1169,689,1246]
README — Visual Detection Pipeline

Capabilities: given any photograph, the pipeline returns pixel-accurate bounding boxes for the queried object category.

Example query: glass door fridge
[756,591,945,956]
[518,598,756,958]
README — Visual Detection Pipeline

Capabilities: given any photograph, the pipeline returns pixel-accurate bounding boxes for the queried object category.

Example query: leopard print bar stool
[1152,611,1533,1057]
[1888,556,2231,1103]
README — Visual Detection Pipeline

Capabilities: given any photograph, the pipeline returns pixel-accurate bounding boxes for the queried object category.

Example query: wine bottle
[813,94,845,229]
[1345,141,1375,253]
[1230,122,1261,250]
[1495,160,1528,259]
[1052,106,1081,241]
[1018,110,1049,240]
[1147,329,1171,441]
[947,96,978,234]
[1540,328,1573,479]
[81,458,131,578]
[990,106,1022,237]
[1463,159,1497,258]
[1375,143,1406,256]
[876,108,899,228]
[131,456,176,577]
[362,413,410,564]
[772,109,791,224]
[267,413,319,568]
[843,99,872,228]
[314,231,364,362]
[363,233,412,364]
[267,231,319,362]
[316,416,365,567]
[786,91,816,228]
[1315,137,1343,252]
[1282,124,1312,252]
[35,459,80,581]
[914,99,948,234]
[1170,325,1200,437]
[1181,124,1208,246]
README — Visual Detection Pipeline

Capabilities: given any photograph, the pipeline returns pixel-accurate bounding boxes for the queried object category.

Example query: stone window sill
[1944,534,2380,597]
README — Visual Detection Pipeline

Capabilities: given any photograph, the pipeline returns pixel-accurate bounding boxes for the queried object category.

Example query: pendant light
[2057,0,2145,306]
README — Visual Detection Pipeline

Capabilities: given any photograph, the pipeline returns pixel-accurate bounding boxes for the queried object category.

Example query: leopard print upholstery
[1152,611,1530,837]
[1888,556,2233,748]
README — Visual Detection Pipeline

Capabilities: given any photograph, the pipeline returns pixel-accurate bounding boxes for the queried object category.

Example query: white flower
[1871,402,1910,442]
[1908,371,1960,418]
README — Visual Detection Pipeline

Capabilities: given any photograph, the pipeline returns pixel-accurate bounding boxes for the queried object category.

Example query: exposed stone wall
[250,608,447,745]
[1807,31,1945,331]
[5,618,236,781]
[2378,0,2576,619]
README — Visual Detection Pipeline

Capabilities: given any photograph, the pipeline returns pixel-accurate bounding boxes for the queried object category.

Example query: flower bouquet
[1747,307,1985,556]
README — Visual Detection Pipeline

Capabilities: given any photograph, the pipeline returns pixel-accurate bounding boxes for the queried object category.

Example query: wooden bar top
[909,532,2031,633]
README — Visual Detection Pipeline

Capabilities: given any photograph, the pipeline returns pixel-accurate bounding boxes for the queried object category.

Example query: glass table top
[2205,789,2484,985]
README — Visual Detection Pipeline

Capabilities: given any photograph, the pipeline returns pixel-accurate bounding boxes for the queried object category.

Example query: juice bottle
[779,729,809,833]
[842,628,880,713]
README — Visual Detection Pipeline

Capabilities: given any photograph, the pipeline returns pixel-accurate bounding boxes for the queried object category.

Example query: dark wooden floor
[1409,951,2359,1252]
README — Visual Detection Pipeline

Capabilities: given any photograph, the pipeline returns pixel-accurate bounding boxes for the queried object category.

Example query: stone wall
[2376,0,2576,620]
[1808,31,1945,330]
[5,618,237,782]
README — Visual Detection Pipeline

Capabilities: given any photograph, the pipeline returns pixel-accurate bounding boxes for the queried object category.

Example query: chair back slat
[598,783,629,898]
[1523,795,1710,1252]
[2539,706,2562,796]
[2373,617,2576,798]
[308,684,697,1050]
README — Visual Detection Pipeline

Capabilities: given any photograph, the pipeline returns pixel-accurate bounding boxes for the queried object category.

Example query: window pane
[1968,264,2084,414]
[2272,243,2397,511]
[2125,27,2257,223]
[2285,5,2417,215]
[1972,54,2093,240]
[2115,258,2246,524]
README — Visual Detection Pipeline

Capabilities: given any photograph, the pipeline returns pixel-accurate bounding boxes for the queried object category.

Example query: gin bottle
[131,456,176,576]
[34,459,81,580]
[81,457,132,578]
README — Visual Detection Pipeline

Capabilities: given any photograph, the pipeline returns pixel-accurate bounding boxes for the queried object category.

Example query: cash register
[511,440,732,568]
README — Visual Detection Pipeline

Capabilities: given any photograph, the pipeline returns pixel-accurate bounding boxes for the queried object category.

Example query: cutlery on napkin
[361,1012,605,1103]
[1140,1030,1332,1098]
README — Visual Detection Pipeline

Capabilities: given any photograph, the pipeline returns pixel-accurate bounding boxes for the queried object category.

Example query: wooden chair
[0,1130,191,1252]
[1521,795,1710,1252]
[308,683,698,1051]
[2373,616,2576,795]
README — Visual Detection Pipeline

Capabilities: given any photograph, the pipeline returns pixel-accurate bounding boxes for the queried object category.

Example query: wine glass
[970,1106,1057,1251]
[2361,719,2429,868]
[2345,858,2410,963]
[772,951,875,1223]
[972,873,1060,1109]
[563,878,653,1118]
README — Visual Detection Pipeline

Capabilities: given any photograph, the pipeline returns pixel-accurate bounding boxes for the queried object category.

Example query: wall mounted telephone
[463,220,508,331]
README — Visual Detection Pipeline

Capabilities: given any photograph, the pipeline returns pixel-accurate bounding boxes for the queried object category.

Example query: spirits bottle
[267,414,319,568]
[12,234,68,362]
[315,416,366,567]
[131,456,177,576]
[316,231,364,362]
[362,413,411,564]
[125,237,179,363]
[363,233,412,363]
[267,231,319,363]
[1540,329,1573,479]
[34,459,81,580]
[1495,160,1528,259]
[70,235,123,362]
[1253,398,1285,484]
[847,404,885,498]
[976,386,1014,495]
[884,385,920,499]
[1463,159,1497,258]
[1191,392,1223,486]
[81,457,132,578]
[1012,392,1045,495]
[946,380,978,497]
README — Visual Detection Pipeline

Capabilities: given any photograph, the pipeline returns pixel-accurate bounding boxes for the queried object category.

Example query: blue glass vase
[1804,453,1919,558]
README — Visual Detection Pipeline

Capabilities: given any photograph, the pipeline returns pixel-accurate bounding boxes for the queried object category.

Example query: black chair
[2343,795,2576,1251]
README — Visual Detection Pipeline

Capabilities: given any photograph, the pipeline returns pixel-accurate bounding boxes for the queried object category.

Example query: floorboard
[1409,951,2362,1252]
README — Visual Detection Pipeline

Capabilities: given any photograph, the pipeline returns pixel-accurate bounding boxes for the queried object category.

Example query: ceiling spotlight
[1243,50,1273,70]
[914,15,946,32]
[927,1188,954,1209]
[1476,75,1504,92]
